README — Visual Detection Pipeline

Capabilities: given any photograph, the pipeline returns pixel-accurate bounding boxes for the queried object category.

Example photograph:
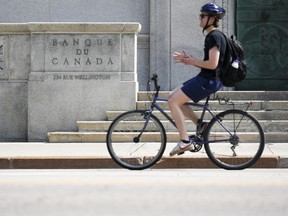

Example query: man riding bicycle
[168,3,227,156]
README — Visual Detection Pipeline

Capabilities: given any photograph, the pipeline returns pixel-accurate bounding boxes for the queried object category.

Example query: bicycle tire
[106,110,167,170]
[204,109,265,170]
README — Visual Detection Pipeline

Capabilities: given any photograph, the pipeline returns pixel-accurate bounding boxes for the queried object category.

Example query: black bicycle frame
[146,95,233,143]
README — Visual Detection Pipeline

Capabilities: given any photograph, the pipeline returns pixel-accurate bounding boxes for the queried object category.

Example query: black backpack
[218,33,247,87]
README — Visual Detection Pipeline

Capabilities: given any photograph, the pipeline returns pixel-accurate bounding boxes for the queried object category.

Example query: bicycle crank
[189,135,203,152]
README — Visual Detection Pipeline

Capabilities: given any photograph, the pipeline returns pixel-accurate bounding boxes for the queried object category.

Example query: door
[236,0,288,90]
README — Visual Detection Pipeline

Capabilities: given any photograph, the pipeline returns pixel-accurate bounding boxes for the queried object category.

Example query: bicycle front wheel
[204,109,265,170]
[106,110,166,170]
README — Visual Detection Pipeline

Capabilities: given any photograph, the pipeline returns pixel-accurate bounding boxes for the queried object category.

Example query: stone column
[28,22,141,141]
[150,0,171,90]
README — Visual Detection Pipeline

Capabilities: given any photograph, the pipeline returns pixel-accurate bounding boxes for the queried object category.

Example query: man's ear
[209,16,216,24]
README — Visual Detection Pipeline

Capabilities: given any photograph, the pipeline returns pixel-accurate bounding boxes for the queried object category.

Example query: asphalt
[0,142,287,169]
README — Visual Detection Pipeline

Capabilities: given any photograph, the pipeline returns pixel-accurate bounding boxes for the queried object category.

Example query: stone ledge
[0,158,10,169]
[0,156,280,169]
[154,156,279,169]
[0,22,142,34]
[28,22,142,33]
[0,23,29,34]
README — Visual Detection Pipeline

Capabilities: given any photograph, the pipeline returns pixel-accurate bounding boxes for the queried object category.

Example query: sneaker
[170,140,195,156]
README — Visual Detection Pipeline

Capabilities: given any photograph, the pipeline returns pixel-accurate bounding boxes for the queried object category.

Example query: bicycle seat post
[205,95,210,105]
[195,95,210,137]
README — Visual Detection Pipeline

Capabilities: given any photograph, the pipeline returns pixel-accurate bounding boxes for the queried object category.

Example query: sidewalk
[0,142,287,169]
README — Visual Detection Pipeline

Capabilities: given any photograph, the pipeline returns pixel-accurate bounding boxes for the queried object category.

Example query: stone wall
[0,0,235,91]
[0,23,140,141]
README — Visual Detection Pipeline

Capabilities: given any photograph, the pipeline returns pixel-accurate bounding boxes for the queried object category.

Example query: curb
[0,156,283,169]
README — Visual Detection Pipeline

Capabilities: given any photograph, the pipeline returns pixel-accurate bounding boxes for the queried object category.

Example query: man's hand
[173,51,196,66]
[173,51,188,63]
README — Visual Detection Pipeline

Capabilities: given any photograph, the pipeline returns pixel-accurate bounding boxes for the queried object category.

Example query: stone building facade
[0,0,287,141]
[0,0,236,91]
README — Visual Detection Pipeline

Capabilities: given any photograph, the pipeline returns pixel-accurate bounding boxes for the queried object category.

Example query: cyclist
[168,2,227,156]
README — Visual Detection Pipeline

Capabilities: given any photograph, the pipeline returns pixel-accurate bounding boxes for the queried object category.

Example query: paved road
[0,169,288,216]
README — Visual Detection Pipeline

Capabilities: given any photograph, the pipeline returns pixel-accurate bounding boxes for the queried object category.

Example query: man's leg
[168,87,191,141]
[180,104,198,125]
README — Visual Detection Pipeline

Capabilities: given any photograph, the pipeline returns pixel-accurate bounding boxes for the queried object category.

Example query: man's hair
[213,18,220,28]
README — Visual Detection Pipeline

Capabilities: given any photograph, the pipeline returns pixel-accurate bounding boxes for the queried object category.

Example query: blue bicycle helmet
[200,3,226,34]
[201,3,226,19]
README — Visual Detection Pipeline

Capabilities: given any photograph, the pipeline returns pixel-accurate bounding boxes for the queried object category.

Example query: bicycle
[106,74,265,170]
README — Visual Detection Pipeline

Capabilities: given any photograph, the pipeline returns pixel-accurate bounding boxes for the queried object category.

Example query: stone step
[77,120,288,133]
[106,110,288,121]
[136,100,288,111]
[138,91,288,101]
[48,91,288,144]
[48,131,288,143]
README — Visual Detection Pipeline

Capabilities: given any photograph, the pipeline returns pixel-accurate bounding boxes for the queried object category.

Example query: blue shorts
[181,75,222,103]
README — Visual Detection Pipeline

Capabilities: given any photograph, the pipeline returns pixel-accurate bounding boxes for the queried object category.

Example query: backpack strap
[219,31,241,58]
[228,35,240,59]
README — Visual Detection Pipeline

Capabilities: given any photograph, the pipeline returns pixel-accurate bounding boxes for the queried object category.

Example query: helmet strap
[202,16,213,35]
[202,16,212,35]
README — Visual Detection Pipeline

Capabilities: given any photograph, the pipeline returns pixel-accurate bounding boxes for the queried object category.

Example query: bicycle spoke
[107,110,166,170]
[204,110,265,170]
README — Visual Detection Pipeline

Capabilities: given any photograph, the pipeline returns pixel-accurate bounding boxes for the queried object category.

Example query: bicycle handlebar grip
[151,74,159,89]
[151,74,158,81]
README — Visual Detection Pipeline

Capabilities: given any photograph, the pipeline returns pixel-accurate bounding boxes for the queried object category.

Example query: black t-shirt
[199,30,227,80]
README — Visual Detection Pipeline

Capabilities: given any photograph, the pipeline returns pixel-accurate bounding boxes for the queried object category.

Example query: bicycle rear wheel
[204,109,265,170]
[106,110,166,170]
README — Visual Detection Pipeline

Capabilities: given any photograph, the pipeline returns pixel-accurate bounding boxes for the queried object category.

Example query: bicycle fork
[133,108,155,143]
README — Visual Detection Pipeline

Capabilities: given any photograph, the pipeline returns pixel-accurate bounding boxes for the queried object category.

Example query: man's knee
[167,95,173,107]
[167,95,172,103]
